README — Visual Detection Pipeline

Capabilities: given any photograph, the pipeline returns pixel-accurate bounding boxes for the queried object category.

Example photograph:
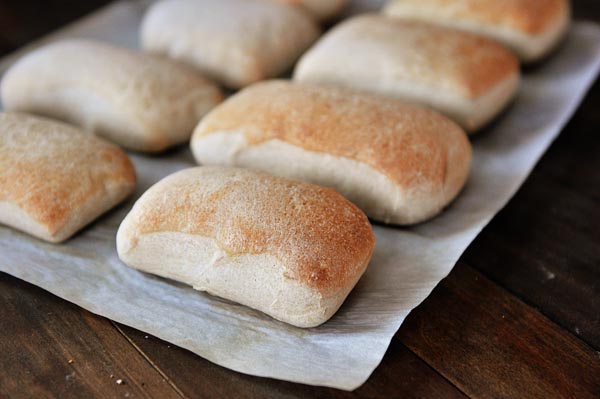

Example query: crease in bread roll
[140,0,321,89]
[191,80,472,225]
[294,15,520,133]
[383,0,571,63]
[116,166,375,328]
[0,39,223,153]
[0,112,136,243]
[271,0,347,21]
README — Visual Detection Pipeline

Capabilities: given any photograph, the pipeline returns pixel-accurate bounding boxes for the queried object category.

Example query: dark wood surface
[1,1,599,397]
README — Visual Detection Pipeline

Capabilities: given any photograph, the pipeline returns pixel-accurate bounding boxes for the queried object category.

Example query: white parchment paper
[1,0,600,390]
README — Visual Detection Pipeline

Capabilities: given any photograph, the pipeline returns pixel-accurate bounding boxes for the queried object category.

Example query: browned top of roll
[195,80,470,193]
[124,166,375,294]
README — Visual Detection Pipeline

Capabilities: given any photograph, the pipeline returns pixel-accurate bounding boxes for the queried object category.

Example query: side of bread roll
[0,112,136,243]
[0,39,223,153]
[294,15,520,133]
[116,166,375,328]
[384,0,570,63]
[191,81,472,225]
[272,0,346,21]
[141,0,320,89]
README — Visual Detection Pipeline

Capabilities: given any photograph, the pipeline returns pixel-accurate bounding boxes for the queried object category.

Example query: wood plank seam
[395,262,600,399]
[399,342,473,399]
[111,321,188,399]
[462,259,600,353]
[0,273,184,398]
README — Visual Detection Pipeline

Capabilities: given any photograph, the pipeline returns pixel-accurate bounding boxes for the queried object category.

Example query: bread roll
[383,0,570,63]
[0,39,223,153]
[0,112,136,243]
[140,0,320,89]
[116,166,374,328]
[272,0,346,21]
[191,81,472,225]
[294,15,520,133]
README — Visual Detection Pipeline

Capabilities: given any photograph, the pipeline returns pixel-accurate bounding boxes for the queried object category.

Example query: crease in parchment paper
[0,0,599,390]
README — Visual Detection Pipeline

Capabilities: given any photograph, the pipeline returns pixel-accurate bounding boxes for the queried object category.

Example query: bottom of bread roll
[0,202,58,242]
[0,180,130,243]
[118,231,356,328]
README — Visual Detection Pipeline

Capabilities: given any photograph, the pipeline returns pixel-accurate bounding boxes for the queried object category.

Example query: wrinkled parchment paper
[1,0,600,390]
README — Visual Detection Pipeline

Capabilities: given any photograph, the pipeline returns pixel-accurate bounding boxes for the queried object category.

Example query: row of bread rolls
[292,0,570,132]
[0,0,570,327]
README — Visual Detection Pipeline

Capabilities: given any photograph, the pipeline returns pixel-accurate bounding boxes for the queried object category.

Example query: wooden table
[1,1,599,397]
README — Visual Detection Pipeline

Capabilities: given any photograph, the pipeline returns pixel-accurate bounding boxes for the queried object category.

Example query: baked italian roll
[140,0,320,89]
[1,39,223,153]
[191,81,472,225]
[116,166,375,328]
[0,112,136,243]
[383,0,571,63]
[294,15,520,133]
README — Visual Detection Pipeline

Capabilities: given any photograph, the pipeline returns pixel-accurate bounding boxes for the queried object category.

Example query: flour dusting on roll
[0,112,136,243]
[117,166,375,328]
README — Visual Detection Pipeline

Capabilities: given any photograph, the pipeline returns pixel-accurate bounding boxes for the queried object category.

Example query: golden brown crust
[386,0,568,35]
[195,80,469,191]
[0,112,136,237]
[128,166,374,294]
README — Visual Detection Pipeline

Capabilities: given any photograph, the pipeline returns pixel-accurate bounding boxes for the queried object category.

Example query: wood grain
[0,273,181,399]
[397,263,600,399]
[113,322,467,399]
[463,79,600,350]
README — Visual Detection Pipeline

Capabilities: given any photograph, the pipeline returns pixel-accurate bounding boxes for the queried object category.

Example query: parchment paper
[1,0,600,390]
